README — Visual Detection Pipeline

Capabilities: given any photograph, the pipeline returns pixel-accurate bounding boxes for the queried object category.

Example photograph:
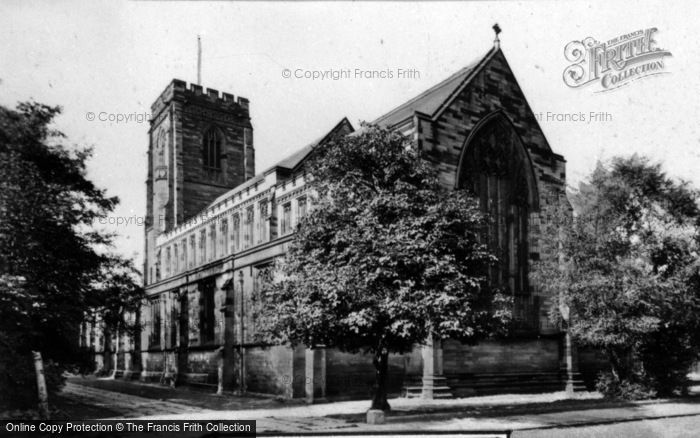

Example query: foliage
[0,332,67,411]
[0,102,143,410]
[258,123,511,410]
[534,155,700,398]
[595,371,657,400]
[87,256,144,340]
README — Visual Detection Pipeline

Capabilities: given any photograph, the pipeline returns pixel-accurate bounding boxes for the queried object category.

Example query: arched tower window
[154,130,168,181]
[457,113,538,297]
[203,127,222,170]
[157,130,167,165]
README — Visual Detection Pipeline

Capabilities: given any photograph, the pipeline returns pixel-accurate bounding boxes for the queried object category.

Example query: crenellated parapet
[150,79,250,124]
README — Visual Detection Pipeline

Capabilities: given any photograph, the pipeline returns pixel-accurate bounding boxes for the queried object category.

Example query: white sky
[2,0,699,269]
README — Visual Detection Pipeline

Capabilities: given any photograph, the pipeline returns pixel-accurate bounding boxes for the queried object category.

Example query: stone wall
[324,349,419,399]
[244,345,302,398]
[443,338,560,375]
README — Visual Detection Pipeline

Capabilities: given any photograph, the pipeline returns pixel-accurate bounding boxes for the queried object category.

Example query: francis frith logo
[563,28,672,92]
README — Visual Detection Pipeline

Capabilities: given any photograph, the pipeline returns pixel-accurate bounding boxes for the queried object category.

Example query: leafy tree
[534,155,700,398]
[0,102,143,411]
[259,124,511,411]
[84,256,144,375]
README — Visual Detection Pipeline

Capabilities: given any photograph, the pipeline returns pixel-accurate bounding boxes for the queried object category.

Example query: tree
[534,155,700,398]
[0,102,143,411]
[259,124,511,411]
[85,256,144,375]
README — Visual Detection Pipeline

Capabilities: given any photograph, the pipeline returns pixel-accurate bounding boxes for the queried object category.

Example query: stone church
[82,39,603,400]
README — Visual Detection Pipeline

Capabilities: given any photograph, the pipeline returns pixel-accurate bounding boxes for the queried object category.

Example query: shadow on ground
[64,375,301,411]
[330,396,700,424]
[51,393,123,420]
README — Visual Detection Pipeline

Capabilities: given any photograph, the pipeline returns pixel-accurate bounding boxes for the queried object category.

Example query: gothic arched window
[203,127,222,170]
[457,114,538,297]
[232,214,240,252]
[154,130,168,181]
[157,130,167,165]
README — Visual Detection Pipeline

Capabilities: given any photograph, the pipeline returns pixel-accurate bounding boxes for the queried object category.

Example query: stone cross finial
[493,23,502,49]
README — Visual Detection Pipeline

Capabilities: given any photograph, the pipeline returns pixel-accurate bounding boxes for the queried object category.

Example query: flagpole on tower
[197,35,202,85]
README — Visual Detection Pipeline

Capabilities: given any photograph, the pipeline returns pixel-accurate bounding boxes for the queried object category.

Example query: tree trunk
[608,347,634,383]
[32,351,50,420]
[103,324,112,375]
[114,323,121,377]
[370,348,390,412]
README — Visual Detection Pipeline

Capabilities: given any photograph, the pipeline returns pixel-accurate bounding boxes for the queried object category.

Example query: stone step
[402,385,454,398]
[405,372,562,384]
[449,372,562,378]
[401,371,587,398]
[403,392,455,399]
[451,379,562,388]
[562,372,589,392]
[450,375,562,382]
[564,379,588,392]
[452,377,562,384]
[402,385,454,392]
[449,373,561,381]
[454,385,563,396]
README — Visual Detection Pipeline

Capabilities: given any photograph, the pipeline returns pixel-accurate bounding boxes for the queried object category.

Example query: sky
[2,0,699,269]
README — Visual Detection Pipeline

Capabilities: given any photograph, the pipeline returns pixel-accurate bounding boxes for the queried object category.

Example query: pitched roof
[373,47,497,127]
[269,116,354,172]
[202,48,499,210]
[273,143,314,171]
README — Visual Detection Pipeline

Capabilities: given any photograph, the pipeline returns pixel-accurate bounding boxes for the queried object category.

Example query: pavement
[58,376,700,434]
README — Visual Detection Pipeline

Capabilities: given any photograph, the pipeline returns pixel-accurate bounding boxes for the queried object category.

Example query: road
[59,381,212,418]
[513,415,700,438]
[58,379,700,436]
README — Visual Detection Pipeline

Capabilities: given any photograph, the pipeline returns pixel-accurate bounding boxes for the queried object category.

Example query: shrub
[0,351,66,411]
[595,371,657,400]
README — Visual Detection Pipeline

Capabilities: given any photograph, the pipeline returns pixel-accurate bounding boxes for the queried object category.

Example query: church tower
[144,79,254,284]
